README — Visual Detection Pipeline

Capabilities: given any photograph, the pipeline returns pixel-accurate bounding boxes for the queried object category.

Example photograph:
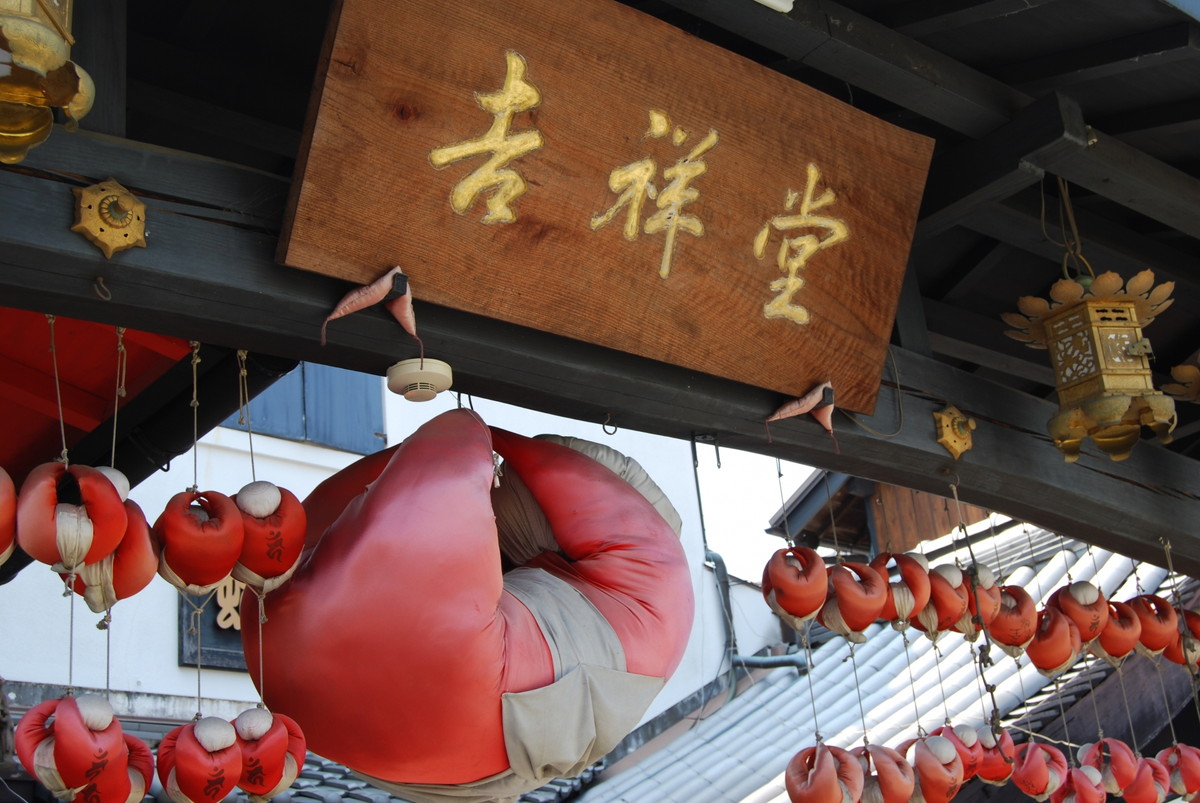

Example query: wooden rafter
[916,93,1089,241]
[663,0,1200,250]
[1031,127,1200,241]
[936,242,1016,302]
[1094,96,1200,138]
[880,0,1064,38]
[960,192,1200,292]
[992,22,1200,92]
[922,301,1058,387]
[0,353,109,432]
[662,0,1028,136]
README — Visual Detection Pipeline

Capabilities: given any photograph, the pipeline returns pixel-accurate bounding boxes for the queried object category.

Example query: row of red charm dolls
[784,726,1200,803]
[0,462,307,609]
[15,694,306,803]
[761,546,1200,673]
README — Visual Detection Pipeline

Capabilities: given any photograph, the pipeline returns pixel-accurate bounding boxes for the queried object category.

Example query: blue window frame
[222,363,384,454]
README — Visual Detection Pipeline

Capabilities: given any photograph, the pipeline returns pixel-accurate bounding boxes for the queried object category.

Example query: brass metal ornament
[0,0,93,164]
[1163,363,1200,404]
[71,179,147,259]
[1003,269,1177,462]
[933,404,976,460]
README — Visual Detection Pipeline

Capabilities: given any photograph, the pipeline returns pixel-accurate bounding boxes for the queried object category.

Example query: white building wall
[0,425,361,720]
[0,377,791,732]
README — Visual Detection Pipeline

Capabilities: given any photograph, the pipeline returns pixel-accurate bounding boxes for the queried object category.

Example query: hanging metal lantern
[0,0,93,163]
[1003,269,1177,462]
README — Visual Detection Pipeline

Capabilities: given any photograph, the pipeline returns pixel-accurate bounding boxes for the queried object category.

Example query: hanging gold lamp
[0,0,93,163]
[1003,269,1177,462]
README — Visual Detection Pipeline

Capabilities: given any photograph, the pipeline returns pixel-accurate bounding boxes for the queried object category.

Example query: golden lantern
[0,0,93,164]
[1003,269,1177,462]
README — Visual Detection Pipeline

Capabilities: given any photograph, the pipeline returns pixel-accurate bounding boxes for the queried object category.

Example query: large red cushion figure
[242,409,693,802]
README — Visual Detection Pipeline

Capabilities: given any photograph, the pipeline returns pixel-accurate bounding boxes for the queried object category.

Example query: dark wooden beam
[1,130,1199,575]
[959,191,1200,292]
[64,347,298,487]
[1092,96,1200,138]
[881,0,1064,38]
[659,2,1200,248]
[923,299,1057,387]
[925,332,1055,387]
[916,93,1089,241]
[1174,419,1200,444]
[126,81,302,162]
[1030,127,1200,242]
[72,0,127,137]
[661,0,1028,137]
[938,241,1017,301]
[994,23,1200,93]
[893,269,933,356]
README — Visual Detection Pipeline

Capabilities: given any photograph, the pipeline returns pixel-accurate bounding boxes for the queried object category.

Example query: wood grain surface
[280,0,933,413]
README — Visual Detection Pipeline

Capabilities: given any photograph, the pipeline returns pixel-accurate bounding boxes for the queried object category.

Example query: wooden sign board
[280,0,934,414]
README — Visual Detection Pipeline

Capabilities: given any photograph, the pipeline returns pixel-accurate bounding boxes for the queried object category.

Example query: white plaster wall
[0,426,361,717]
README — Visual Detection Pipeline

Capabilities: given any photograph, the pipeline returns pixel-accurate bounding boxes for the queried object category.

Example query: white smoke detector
[387,358,453,401]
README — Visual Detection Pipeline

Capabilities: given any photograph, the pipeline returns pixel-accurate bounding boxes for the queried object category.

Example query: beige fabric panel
[364,664,665,803]
[361,569,666,803]
[358,772,529,803]
[501,567,626,677]
[501,664,664,781]
[491,466,556,565]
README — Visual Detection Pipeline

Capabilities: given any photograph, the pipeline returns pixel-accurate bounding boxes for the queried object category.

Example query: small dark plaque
[177,577,248,672]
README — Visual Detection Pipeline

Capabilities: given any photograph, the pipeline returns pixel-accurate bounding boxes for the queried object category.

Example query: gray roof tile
[110,524,1181,803]
[575,526,1173,802]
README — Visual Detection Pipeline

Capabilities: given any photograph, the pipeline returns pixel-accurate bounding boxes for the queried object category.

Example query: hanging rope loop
[236,349,257,482]
[178,588,217,720]
[188,341,202,492]
[46,314,70,465]
[949,482,1007,731]
[110,327,128,468]
[1040,175,1097,282]
[802,621,823,742]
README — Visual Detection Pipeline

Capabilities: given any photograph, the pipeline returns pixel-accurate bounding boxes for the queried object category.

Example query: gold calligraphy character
[590,157,657,240]
[429,51,544,223]
[215,576,245,631]
[646,130,718,279]
[754,164,849,324]
[591,110,718,279]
